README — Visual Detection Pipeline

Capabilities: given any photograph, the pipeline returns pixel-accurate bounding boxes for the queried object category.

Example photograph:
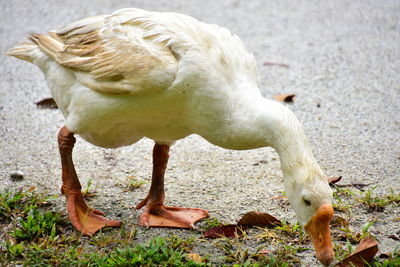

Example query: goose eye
[303,198,311,206]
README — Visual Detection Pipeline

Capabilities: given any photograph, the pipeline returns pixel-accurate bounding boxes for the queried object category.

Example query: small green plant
[216,233,300,266]
[167,234,196,252]
[357,187,390,211]
[0,188,50,220]
[337,221,376,244]
[11,208,64,242]
[274,221,301,235]
[0,190,25,218]
[273,244,306,264]
[117,175,148,191]
[333,186,399,213]
[371,245,400,266]
[126,176,148,190]
[274,221,307,244]
[216,237,260,265]
[356,187,400,212]
[90,224,137,248]
[333,239,354,262]
[255,228,280,244]
[332,187,356,215]
[4,241,24,258]
[385,189,400,204]
[82,179,97,198]
[85,236,206,266]
[201,216,223,231]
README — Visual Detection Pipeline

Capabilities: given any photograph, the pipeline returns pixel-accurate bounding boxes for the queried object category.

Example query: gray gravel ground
[1,0,399,265]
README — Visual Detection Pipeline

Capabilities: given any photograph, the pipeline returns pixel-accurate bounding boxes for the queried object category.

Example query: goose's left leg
[58,126,121,235]
[135,143,208,228]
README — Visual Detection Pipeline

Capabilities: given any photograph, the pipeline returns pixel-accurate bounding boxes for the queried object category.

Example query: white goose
[8,8,334,265]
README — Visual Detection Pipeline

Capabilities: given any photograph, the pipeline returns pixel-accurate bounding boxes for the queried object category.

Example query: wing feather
[30,12,177,95]
[22,8,258,94]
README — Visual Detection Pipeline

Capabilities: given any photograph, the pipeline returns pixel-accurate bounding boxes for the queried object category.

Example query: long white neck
[187,79,324,182]
[195,93,324,179]
[265,100,323,179]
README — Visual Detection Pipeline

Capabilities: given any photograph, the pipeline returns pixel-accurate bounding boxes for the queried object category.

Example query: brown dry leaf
[273,94,295,103]
[256,250,272,259]
[76,247,83,255]
[28,186,36,192]
[335,238,379,267]
[334,181,372,189]
[187,253,204,263]
[36,98,58,109]
[350,181,371,189]
[378,252,391,259]
[238,211,281,227]
[328,176,342,185]
[203,225,243,239]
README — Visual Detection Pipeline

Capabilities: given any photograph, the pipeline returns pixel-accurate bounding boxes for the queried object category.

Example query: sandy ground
[1,0,399,265]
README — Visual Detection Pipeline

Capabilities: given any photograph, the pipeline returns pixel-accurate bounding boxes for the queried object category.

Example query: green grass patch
[332,186,400,213]
[11,208,65,242]
[84,237,206,267]
[1,187,399,266]
[0,187,50,221]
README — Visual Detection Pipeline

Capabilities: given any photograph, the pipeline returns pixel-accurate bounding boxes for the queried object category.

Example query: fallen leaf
[350,181,372,189]
[203,225,243,239]
[378,252,391,259]
[388,234,399,241]
[256,250,273,258]
[76,247,83,255]
[35,98,58,109]
[335,238,379,267]
[238,211,281,227]
[28,186,36,192]
[263,62,290,68]
[353,238,378,255]
[187,253,204,263]
[328,176,342,185]
[334,181,372,189]
[273,94,295,103]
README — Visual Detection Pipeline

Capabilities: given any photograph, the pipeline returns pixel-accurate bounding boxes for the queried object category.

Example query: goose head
[284,168,334,266]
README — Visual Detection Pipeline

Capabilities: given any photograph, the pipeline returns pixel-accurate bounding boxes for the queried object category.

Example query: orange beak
[304,204,334,266]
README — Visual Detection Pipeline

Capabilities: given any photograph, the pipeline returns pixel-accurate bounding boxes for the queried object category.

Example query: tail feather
[6,41,39,63]
[7,33,64,64]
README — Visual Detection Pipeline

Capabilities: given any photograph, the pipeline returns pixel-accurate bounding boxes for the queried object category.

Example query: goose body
[13,8,261,149]
[8,8,334,265]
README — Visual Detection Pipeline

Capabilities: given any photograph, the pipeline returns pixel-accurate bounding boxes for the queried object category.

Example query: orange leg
[135,143,208,228]
[58,126,121,235]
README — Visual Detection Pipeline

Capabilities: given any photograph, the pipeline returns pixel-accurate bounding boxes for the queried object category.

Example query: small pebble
[10,171,24,181]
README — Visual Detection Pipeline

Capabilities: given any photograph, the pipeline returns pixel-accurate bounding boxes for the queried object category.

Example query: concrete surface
[1,0,399,265]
